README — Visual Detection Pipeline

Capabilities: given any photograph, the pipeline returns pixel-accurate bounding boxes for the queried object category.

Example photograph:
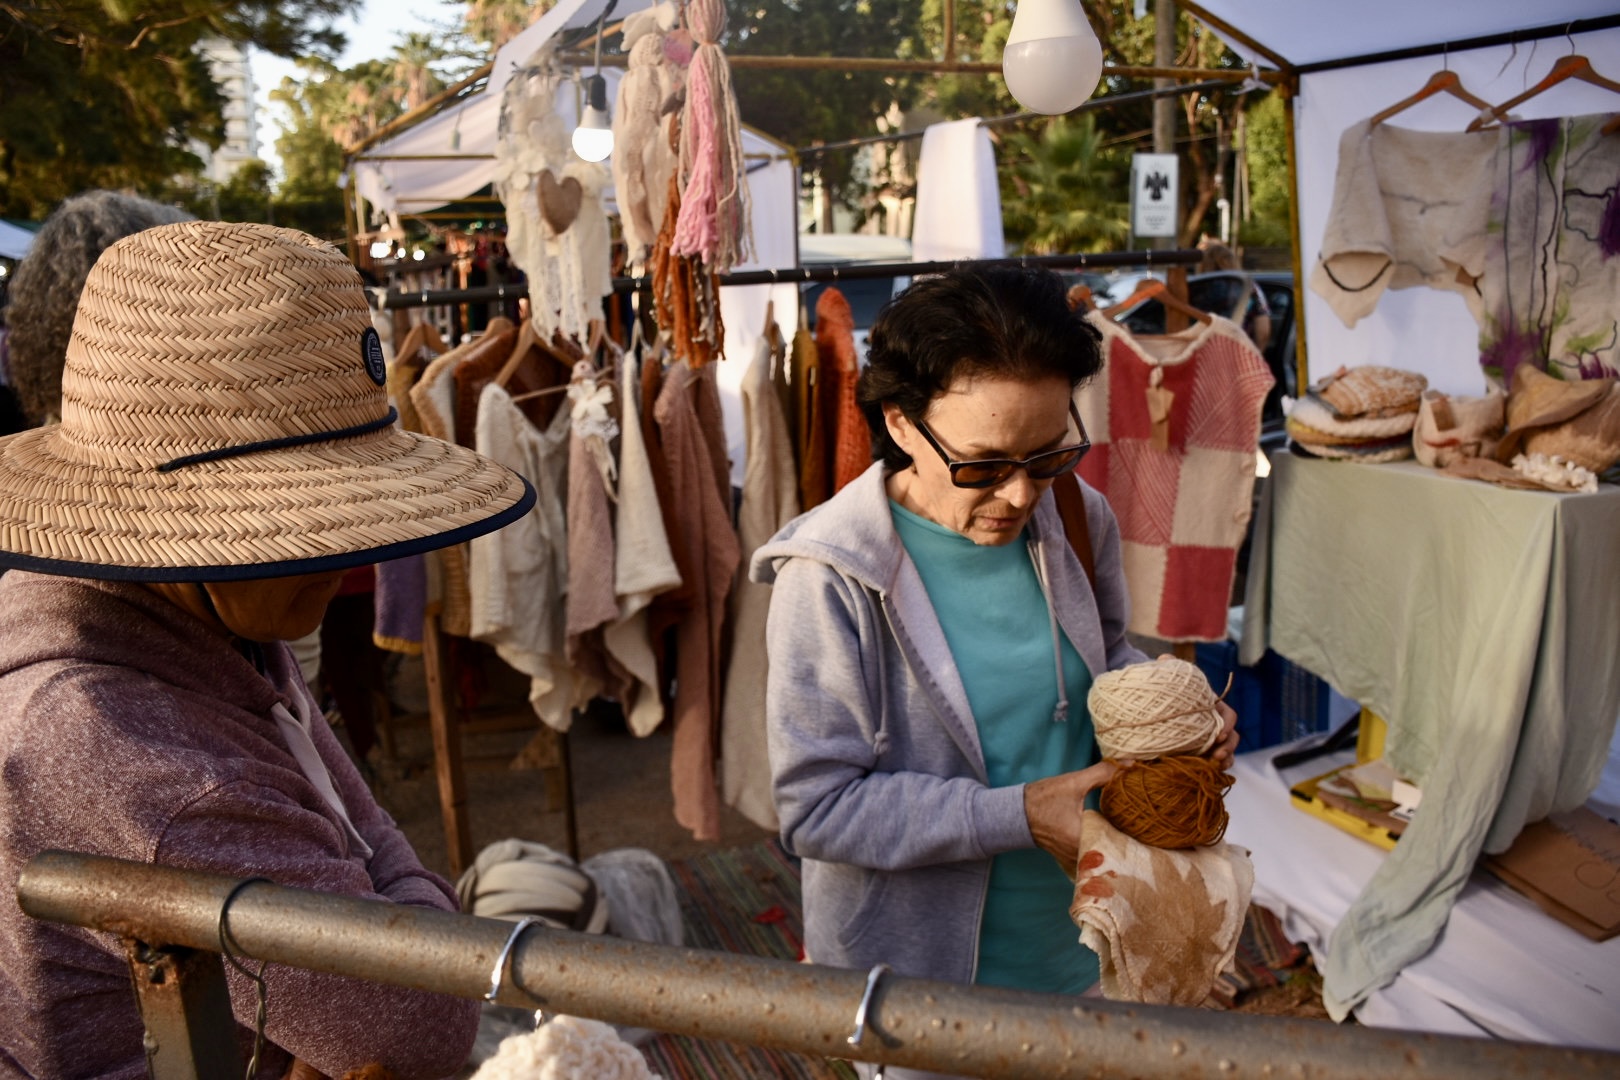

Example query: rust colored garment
[815,287,872,494]
[654,362,741,840]
[794,324,828,510]
[641,355,695,701]
[451,324,566,449]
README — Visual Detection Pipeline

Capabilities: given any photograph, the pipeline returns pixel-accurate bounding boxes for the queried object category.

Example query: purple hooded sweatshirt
[0,571,478,1079]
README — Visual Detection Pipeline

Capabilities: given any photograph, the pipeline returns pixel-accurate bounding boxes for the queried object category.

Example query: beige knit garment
[603,358,683,736]
[721,335,801,830]
[468,385,583,731]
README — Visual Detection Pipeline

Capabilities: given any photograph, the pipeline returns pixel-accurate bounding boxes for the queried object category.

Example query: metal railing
[18,850,1619,1079]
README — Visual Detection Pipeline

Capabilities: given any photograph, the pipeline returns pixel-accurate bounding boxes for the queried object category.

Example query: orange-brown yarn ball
[1098,756,1236,849]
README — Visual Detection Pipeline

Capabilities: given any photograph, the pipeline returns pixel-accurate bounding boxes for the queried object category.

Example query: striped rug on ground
[640,841,857,1080]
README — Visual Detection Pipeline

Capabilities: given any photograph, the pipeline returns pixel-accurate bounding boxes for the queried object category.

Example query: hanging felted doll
[494,47,613,344]
[612,3,683,269]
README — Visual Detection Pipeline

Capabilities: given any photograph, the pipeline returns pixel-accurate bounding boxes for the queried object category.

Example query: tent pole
[558,51,1276,82]
[1176,1,1291,71]
[1280,76,1309,396]
[346,61,494,158]
[943,0,955,65]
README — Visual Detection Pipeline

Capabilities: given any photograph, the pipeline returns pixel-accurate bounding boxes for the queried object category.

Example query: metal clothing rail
[18,851,1620,1080]
[798,78,1247,160]
[370,249,1206,310]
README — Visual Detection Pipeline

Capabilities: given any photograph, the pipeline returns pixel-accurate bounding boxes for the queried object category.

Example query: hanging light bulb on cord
[572,5,615,162]
[572,73,614,161]
[1002,0,1105,115]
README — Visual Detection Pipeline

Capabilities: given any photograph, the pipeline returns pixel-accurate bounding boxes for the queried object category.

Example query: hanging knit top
[1077,314,1273,642]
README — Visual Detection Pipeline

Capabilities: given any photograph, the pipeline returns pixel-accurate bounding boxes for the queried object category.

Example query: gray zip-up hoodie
[751,462,1144,1012]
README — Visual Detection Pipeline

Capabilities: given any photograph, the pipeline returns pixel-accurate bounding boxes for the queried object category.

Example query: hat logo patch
[361,328,387,386]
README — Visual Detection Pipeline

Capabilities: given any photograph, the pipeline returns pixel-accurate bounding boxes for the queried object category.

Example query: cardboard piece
[1485,808,1620,942]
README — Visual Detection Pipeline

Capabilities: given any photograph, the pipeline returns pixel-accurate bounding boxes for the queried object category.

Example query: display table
[1227,742,1620,1048]
[1239,451,1620,1018]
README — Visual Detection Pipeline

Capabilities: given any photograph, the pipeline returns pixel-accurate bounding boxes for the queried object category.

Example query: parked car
[797,234,912,361]
[1107,270,1298,433]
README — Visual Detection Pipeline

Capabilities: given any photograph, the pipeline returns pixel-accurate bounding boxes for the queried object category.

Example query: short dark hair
[856,266,1103,470]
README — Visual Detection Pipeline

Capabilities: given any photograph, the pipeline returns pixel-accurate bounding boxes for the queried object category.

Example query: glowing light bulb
[572,74,614,162]
[1003,0,1105,115]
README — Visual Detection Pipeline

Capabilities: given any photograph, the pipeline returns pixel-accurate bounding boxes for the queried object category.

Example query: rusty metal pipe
[18,851,1619,1080]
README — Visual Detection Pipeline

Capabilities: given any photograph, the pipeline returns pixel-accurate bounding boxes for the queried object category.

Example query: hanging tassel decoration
[672,0,751,272]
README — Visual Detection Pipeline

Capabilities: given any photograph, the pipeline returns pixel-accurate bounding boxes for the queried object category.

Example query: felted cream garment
[720,335,801,830]
[612,30,681,266]
[603,357,683,736]
[1071,810,1253,1007]
[469,384,581,731]
[1310,120,1498,328]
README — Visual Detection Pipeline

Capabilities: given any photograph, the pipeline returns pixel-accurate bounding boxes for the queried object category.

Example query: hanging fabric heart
[537,169,584,235]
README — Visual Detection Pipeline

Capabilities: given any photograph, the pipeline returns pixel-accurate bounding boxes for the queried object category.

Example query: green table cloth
[1241,451,1620,1020]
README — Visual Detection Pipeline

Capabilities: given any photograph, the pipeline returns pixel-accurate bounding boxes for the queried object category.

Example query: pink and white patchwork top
[1077,314,1274,642]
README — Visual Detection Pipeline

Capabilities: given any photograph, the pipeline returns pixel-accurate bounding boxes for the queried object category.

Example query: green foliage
[458,0,552,50]
[726,0,923,204]
[1000,114,1130,254]
[1238,92,1292,249]
[0,0,358,218]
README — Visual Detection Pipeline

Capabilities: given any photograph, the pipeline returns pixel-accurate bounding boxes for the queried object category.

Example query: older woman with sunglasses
[753,268,1234,1073]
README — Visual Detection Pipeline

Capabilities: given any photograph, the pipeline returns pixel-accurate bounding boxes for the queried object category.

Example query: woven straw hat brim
[0,422,533,582]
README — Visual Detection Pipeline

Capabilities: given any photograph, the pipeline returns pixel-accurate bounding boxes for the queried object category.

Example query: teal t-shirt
[890,501,1100,994]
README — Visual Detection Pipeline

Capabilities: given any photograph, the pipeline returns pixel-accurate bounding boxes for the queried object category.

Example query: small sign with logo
[1131,153,1180,239]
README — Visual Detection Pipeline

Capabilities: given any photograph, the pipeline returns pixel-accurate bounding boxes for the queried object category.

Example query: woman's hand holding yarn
[1024,760,1127,875]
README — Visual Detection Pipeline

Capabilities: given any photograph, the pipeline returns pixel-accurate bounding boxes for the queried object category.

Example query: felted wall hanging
[494,48,613,344]
[612,4,683,269]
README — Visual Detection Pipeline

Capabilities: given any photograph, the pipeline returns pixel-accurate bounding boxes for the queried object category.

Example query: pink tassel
[672,0,751,271]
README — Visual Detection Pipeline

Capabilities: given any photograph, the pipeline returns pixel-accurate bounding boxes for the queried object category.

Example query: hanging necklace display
[494,45,613,345]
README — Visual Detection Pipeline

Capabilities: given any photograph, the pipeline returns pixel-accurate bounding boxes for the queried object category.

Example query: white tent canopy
[1190,0,1614,70]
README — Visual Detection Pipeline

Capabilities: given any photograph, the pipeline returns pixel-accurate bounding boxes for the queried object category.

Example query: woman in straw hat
[0,221,534,1079]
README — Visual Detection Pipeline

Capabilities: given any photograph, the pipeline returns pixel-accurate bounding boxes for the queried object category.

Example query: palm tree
[463,0,554,49]
[1000,114,1132,255]
[388,32,451,111]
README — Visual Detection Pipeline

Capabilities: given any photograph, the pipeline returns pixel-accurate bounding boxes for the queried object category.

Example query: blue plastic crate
[1194,641,1334,752]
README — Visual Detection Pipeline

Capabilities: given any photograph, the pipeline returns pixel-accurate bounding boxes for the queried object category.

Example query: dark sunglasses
[913,402,1091,489]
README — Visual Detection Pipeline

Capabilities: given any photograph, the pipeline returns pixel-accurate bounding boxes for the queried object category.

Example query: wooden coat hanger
[1469,54,1620,135]
[1104,279,1212,327]
[1368,69,1492,128]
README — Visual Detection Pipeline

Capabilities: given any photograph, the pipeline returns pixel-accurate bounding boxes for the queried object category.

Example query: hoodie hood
[751,462,904,593]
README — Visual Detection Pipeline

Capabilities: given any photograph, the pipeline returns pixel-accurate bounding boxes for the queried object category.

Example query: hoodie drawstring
[1028,538,1070,724]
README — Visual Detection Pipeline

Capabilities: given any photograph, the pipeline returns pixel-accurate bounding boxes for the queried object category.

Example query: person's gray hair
[6,190,194,425]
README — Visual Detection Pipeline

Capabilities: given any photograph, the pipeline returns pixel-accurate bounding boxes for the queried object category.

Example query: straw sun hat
[0,221,533,581]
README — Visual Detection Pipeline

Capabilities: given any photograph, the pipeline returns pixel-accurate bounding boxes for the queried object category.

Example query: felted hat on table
[0,221,533,582]
[1495,365,1620,474]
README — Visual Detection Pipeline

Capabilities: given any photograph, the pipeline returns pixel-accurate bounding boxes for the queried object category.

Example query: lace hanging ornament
[494,51,613,343]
